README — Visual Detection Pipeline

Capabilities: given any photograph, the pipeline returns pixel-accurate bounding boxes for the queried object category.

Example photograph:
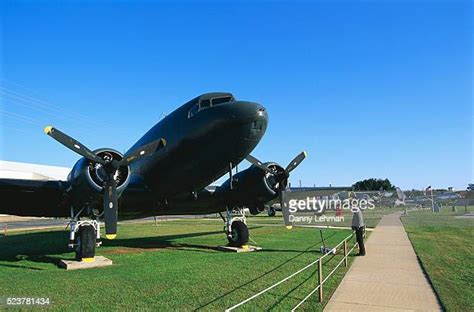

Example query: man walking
[352,207,366,256]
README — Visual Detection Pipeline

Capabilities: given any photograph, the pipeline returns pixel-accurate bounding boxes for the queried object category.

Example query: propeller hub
[87,149,130,189]
[264,164,288,192]
[102,152,114,164]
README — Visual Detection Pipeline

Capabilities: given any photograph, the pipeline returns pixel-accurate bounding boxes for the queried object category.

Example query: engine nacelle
[216,162,287,214]
[67,148,130,208]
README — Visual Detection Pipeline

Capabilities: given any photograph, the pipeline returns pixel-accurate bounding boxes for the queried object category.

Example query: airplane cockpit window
[188,103,199,118]
[188,95,235,118]
[211,96,233,106]
[200,99,211,108]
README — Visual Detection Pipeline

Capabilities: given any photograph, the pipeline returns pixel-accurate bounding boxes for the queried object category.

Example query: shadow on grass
[0,226,270,268]
[0,230,70,268]
[104,229,228,253]
[105,226,331,255]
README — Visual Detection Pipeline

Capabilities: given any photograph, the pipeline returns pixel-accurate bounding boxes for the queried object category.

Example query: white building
[0,160,70,181]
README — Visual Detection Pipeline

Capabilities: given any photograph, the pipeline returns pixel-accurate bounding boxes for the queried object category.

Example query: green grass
[0,218,358,311]
[401,206,474,311]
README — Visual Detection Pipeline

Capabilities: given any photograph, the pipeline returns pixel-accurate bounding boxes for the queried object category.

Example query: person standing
[352,208,366,256]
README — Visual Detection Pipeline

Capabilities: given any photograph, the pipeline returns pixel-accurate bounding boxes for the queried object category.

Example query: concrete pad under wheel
[59,256,113,270]
[217,245,262,253]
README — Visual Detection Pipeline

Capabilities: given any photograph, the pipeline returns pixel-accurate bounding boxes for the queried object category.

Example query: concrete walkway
[325,212,441,311]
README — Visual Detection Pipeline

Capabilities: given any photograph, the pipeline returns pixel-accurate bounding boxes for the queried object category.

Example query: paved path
[325,212,441,311]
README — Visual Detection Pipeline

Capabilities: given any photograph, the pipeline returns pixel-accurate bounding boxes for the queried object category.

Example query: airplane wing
[0,178,69,217]
[120,184,224,217]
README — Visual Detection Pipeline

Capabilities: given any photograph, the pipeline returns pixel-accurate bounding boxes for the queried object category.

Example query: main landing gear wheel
[268,206,276,217]
[227,221,249,247]
[75,225,96,262]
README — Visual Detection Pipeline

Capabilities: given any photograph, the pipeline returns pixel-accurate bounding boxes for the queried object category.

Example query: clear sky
[1,0,472,190]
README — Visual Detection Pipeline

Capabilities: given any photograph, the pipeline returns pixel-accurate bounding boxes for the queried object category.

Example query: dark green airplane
[0,92,306,261]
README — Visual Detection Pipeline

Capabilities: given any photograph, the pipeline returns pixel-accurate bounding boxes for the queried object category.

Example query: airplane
[0,92,306,261]
[394,187,406,206]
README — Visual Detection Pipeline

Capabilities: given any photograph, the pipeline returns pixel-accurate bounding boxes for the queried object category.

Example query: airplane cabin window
[211,96,233,106]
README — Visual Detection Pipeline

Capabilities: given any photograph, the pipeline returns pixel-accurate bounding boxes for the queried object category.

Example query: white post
[318,259,323,302]
[431,187,434,213]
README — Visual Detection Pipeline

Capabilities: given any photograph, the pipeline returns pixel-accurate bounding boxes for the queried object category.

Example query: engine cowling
[216,162,288,214]
[67,148,130,208]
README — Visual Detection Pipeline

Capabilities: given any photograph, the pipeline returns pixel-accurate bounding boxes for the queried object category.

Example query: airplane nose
[229,101,268,141]
[230,101,268,125]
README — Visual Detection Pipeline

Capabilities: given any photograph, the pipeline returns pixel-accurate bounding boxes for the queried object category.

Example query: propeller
[245,151,307,229]
[44,125,165,239]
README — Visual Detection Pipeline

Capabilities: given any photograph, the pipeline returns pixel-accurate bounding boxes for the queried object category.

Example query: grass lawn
[401,206,474,311]
[0,218,359,311]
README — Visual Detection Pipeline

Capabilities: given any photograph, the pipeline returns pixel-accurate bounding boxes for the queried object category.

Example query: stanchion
[344,240,348,267]
[318,259,323,302]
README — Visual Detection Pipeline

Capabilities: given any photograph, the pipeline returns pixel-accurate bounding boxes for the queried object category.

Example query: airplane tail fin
[396,187,406,203]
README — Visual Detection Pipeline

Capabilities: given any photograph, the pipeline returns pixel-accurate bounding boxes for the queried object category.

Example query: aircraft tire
[227,221,249,247]
[268,207,276,217]
[75,225,96,261]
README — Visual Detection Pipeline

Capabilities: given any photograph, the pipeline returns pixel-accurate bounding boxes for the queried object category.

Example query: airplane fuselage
[119,92,268,216]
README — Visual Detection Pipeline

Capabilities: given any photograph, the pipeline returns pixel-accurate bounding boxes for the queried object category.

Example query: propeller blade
[279,188,293,229]
[44,126,105,164]
[285,151,307,174]
[119,138,166,166]
[103,175,118,239]
[245,154,273,174]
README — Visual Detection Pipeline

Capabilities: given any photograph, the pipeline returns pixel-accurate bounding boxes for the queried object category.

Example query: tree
[352,178,395,191]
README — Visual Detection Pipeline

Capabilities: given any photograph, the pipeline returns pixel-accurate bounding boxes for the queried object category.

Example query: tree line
[352,178,395,191]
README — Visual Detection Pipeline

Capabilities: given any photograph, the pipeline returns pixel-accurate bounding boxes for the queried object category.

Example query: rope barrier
[225,232,355,311]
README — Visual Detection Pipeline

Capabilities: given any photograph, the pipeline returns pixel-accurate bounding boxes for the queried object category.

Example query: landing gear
[223,207,249,247]
[68,208,101,262]
[228,221,249,247]
[75,224,96,261]
[268,206,276,217]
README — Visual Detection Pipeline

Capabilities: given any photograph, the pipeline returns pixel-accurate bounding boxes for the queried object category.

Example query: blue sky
[1,0,472,190]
